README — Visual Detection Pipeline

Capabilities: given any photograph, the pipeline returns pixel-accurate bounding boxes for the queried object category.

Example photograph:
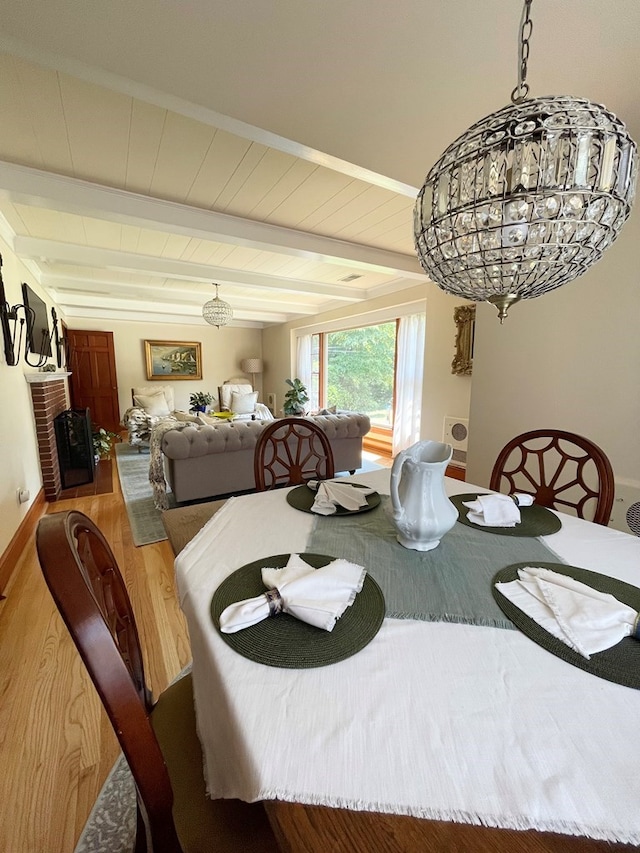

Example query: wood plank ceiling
[0,53,425,327]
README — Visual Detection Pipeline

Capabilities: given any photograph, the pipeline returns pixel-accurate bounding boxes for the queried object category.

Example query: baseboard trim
[0,489,46,598]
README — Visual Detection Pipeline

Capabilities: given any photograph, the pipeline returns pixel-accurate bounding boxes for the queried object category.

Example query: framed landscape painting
[144,340,202,380]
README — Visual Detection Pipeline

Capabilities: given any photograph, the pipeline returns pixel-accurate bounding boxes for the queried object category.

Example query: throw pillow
[173,410,200,423]
[132,385,174,410]
[133,391,171,417]
[218,384,253,411]
[231,390,258,415]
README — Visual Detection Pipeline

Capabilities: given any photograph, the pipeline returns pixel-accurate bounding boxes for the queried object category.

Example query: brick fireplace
[26,373,71,501]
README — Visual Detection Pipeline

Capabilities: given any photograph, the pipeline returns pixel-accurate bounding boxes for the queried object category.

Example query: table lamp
[240,357,263,392]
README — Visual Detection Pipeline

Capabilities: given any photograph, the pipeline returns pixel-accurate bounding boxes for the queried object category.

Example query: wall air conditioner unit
[443,417,469,468]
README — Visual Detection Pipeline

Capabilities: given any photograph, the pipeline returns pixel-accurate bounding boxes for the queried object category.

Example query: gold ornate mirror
[451,304,475,376]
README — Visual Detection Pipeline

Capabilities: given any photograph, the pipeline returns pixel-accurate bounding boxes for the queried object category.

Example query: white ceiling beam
[0,35,418,198]
[44,274,321,315]
[61,304,266,329]
[15,238,366,302]
[56,292,292,324]
[0,161,427,279]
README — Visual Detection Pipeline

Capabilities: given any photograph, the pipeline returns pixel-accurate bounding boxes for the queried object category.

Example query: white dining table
[174,469,640,847]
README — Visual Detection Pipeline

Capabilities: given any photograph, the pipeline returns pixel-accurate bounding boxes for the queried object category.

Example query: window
[296,302,426,455]
[313,321,398,430]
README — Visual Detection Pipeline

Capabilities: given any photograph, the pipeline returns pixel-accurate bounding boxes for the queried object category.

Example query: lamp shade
[241,358,263,375]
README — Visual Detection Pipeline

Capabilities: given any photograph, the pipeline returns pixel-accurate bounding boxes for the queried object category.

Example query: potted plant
[283,378,309,416]
[189,391,214,413]
[92,427,119,461]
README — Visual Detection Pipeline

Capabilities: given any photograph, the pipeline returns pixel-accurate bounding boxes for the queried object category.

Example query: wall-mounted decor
[0,253,63,368]
[144,340,202,380]
[451,305,475,376]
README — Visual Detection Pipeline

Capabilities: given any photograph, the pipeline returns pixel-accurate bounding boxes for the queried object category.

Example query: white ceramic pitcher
[390,440,458,551]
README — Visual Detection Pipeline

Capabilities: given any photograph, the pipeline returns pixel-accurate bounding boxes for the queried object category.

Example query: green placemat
[211,553,385,668]
[492,562,640,690]
[451,493,562,537]
[286,483,381,515]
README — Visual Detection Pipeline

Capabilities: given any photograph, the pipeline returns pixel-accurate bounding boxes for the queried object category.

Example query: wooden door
[67,329,120,434]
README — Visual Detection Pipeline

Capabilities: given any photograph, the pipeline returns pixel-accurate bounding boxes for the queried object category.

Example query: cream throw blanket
[149,420,191,510]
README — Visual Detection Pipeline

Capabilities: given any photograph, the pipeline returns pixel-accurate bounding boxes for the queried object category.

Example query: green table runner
[308,496,563,630]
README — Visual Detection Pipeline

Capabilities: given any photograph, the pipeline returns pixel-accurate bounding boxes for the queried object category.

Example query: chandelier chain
[511,0,534,104]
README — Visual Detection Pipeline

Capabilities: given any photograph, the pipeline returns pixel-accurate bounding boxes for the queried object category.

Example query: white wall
[66,318,264,418]
[0,237,63,555]
[262,282,472,446]
[466,209,640,529]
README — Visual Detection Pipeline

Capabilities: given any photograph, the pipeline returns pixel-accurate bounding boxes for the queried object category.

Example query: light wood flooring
[0,451,394,853]
[0,465,191,853]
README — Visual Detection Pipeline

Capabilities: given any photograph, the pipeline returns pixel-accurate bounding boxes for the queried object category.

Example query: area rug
[74,664,193,853]
[114,442,176,546]
[74,754,136,853]
[116,442,383,549]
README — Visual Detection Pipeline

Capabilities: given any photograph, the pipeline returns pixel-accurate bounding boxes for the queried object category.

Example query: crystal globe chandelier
[202,283,233,328]
[414,0,637,321]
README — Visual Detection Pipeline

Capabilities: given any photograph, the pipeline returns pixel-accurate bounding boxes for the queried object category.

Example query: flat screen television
[22,282,52,357]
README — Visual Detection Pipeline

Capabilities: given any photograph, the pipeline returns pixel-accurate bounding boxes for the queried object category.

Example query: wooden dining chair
[254,417,335,491]
[35,510,279,853]
[489,429,615,526]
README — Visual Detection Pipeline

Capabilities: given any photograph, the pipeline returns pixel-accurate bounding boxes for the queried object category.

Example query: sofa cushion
[231,390,258,414]
[133,384,175,411]
[219,383,253,410]
[133,390,171,417]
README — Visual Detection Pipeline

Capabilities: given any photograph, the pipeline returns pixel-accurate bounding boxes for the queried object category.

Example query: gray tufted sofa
[160,412,371,503]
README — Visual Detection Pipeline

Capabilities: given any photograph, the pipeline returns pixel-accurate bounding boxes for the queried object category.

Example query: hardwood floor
[0,468,191,853]
[0,449,392,853]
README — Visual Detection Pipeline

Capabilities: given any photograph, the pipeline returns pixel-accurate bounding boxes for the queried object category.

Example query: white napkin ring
[264,588,284,617]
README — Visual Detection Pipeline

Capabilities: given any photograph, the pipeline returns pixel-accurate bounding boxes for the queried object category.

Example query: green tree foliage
[326,323,396,419]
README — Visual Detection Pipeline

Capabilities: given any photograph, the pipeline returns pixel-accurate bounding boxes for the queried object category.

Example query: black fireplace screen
[54,408,95,489]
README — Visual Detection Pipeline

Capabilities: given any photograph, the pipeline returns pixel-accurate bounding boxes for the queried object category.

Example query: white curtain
[392,313,426,456]
[295,335,313,401]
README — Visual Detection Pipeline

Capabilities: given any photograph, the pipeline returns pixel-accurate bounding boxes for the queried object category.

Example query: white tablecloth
[174,471,640,844]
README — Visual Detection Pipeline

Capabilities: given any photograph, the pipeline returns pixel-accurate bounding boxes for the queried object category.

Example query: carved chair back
[254,418,335,490]
[489,429,615,526]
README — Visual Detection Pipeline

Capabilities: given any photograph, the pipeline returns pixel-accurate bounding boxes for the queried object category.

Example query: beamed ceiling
[0,0,638,328]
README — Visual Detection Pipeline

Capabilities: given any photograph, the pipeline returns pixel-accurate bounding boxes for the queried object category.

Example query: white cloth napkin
[495,566,640,659]
[463,493,534,527]
[308,480,376,515]
[219,553,366,633]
